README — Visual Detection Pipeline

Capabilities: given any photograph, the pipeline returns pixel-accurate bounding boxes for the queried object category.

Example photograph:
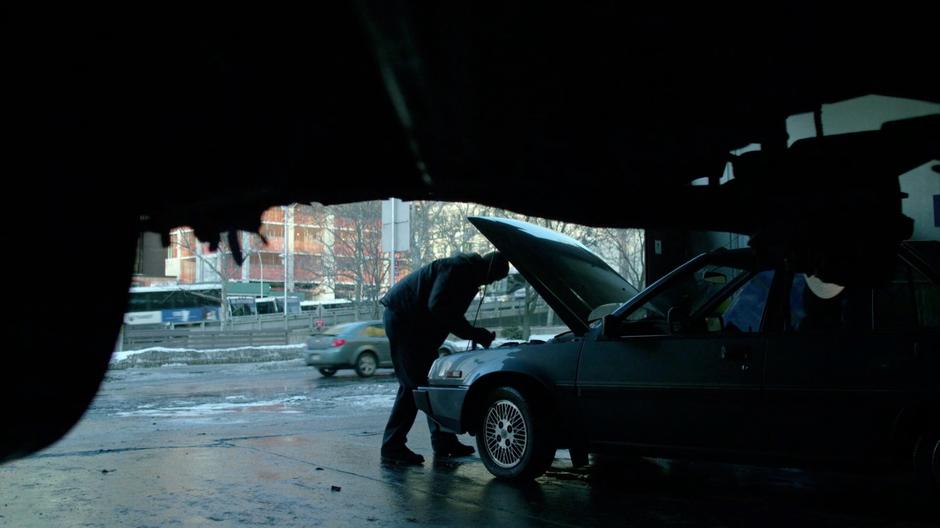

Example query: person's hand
[471,327,496,349]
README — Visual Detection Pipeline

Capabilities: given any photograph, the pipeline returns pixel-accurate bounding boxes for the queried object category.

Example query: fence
[122,329,292,351]
[120,299,554,351]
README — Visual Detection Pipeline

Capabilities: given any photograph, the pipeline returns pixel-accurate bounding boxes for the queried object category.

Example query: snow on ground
[112,344,305,363]
[110,344,306,369]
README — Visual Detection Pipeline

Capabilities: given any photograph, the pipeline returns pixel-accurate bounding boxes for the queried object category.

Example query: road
[1,361,936,527]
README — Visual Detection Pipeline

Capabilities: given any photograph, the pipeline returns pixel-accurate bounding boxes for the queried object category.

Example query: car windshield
[626,256,756,323]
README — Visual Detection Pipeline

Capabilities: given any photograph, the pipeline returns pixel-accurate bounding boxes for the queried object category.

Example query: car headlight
[431,356,465,381]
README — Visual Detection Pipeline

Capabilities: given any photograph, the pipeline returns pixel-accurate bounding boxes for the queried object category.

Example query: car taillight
[332,338,347,347]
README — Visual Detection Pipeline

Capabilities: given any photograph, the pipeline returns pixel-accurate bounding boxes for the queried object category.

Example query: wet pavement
[1,361,937,527]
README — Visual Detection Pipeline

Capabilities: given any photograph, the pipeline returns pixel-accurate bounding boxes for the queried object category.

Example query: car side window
[873,259,939,331]
[625,264,746,325]
[787,274,869,333]
[704,270,775,334]
[620,265,773,336]
[914,268,940,329]
[363,324,387,338]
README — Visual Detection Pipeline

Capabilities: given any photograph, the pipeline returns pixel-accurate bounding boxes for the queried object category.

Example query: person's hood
[468,217,640,335]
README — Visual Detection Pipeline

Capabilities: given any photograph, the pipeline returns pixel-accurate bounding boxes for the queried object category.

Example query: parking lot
[1,361,935,527]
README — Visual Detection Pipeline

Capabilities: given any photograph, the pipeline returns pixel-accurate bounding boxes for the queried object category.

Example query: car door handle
[720,345,751,362]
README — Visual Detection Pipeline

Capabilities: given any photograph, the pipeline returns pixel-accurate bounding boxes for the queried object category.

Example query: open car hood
[469,217,640,335]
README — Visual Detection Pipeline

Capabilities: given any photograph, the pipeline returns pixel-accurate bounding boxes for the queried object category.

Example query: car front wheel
[476,386,554,481]
[318,367,337,377]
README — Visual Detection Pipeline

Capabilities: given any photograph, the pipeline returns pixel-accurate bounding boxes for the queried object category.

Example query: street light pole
[283,251,288,331]
[283,205,291,331]
[390,199,396,290]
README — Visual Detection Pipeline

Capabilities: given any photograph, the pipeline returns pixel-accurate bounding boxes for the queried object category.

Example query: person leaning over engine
[379,251,509,465]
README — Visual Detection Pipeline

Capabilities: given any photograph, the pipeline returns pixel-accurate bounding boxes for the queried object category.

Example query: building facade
[163,202,391,303]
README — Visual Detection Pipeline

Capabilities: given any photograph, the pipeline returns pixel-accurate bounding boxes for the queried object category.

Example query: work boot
[433,440,475,457]
[381,446,425,465]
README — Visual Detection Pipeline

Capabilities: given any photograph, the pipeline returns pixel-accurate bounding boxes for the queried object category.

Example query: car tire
[476,386,554,481]
[355,351,378,378]
[318,367,337,377]
[913,430,939,497]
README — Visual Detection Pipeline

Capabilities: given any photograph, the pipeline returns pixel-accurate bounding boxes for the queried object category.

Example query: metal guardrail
[227,305,382,329]
[121,299,554,351]
[123,329,290,350]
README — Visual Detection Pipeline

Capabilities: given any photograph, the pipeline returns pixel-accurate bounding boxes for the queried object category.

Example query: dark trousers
[381,309,456,453]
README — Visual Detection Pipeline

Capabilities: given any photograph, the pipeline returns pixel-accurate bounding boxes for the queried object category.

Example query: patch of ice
[115,396,309,418]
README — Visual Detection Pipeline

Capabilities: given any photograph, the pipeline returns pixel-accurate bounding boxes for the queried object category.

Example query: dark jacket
[381,253,487,346]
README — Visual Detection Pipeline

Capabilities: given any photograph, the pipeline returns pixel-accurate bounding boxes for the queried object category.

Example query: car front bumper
[413,386,468,434]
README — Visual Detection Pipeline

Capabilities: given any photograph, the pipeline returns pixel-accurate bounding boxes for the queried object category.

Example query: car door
[764,258,938,464]
[364,323,392,367]
[578,266,776,455]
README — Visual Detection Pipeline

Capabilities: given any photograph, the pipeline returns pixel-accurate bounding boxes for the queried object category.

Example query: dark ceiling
[12,5,938,237]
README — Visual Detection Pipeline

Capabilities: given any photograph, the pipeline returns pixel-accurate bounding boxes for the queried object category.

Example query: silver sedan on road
[304,320,392,377]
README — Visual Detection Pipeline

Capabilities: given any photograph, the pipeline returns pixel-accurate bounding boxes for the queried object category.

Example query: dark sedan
[415,217,939,491]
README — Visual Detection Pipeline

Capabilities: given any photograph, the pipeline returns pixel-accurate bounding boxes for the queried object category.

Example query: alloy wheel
[484,400,528,468]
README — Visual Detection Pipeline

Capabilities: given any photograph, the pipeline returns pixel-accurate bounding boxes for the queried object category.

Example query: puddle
[116,396,309,418]
[330,393,395,409]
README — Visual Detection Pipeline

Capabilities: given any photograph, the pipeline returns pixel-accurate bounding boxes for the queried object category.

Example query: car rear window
[362,324,386,337]
[319,323,356,336]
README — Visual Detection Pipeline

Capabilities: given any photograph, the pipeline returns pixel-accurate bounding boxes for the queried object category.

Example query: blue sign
[161,307,220,323]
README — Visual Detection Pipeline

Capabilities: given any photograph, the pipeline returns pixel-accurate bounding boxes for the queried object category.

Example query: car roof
[705,247,762,270]
[337,320,382,329]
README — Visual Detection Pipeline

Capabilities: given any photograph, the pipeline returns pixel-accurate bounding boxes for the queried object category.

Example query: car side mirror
[666,306,689,335]
[601,314,619,339]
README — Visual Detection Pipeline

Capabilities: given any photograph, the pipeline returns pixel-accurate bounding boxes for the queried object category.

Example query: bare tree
[306,200,645,333]
[289,203,330,298]
[596,228,645,288]
[413,201,494,262]
[168,228,236,324]
[317,201,388,318]
[409,201,448,268]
